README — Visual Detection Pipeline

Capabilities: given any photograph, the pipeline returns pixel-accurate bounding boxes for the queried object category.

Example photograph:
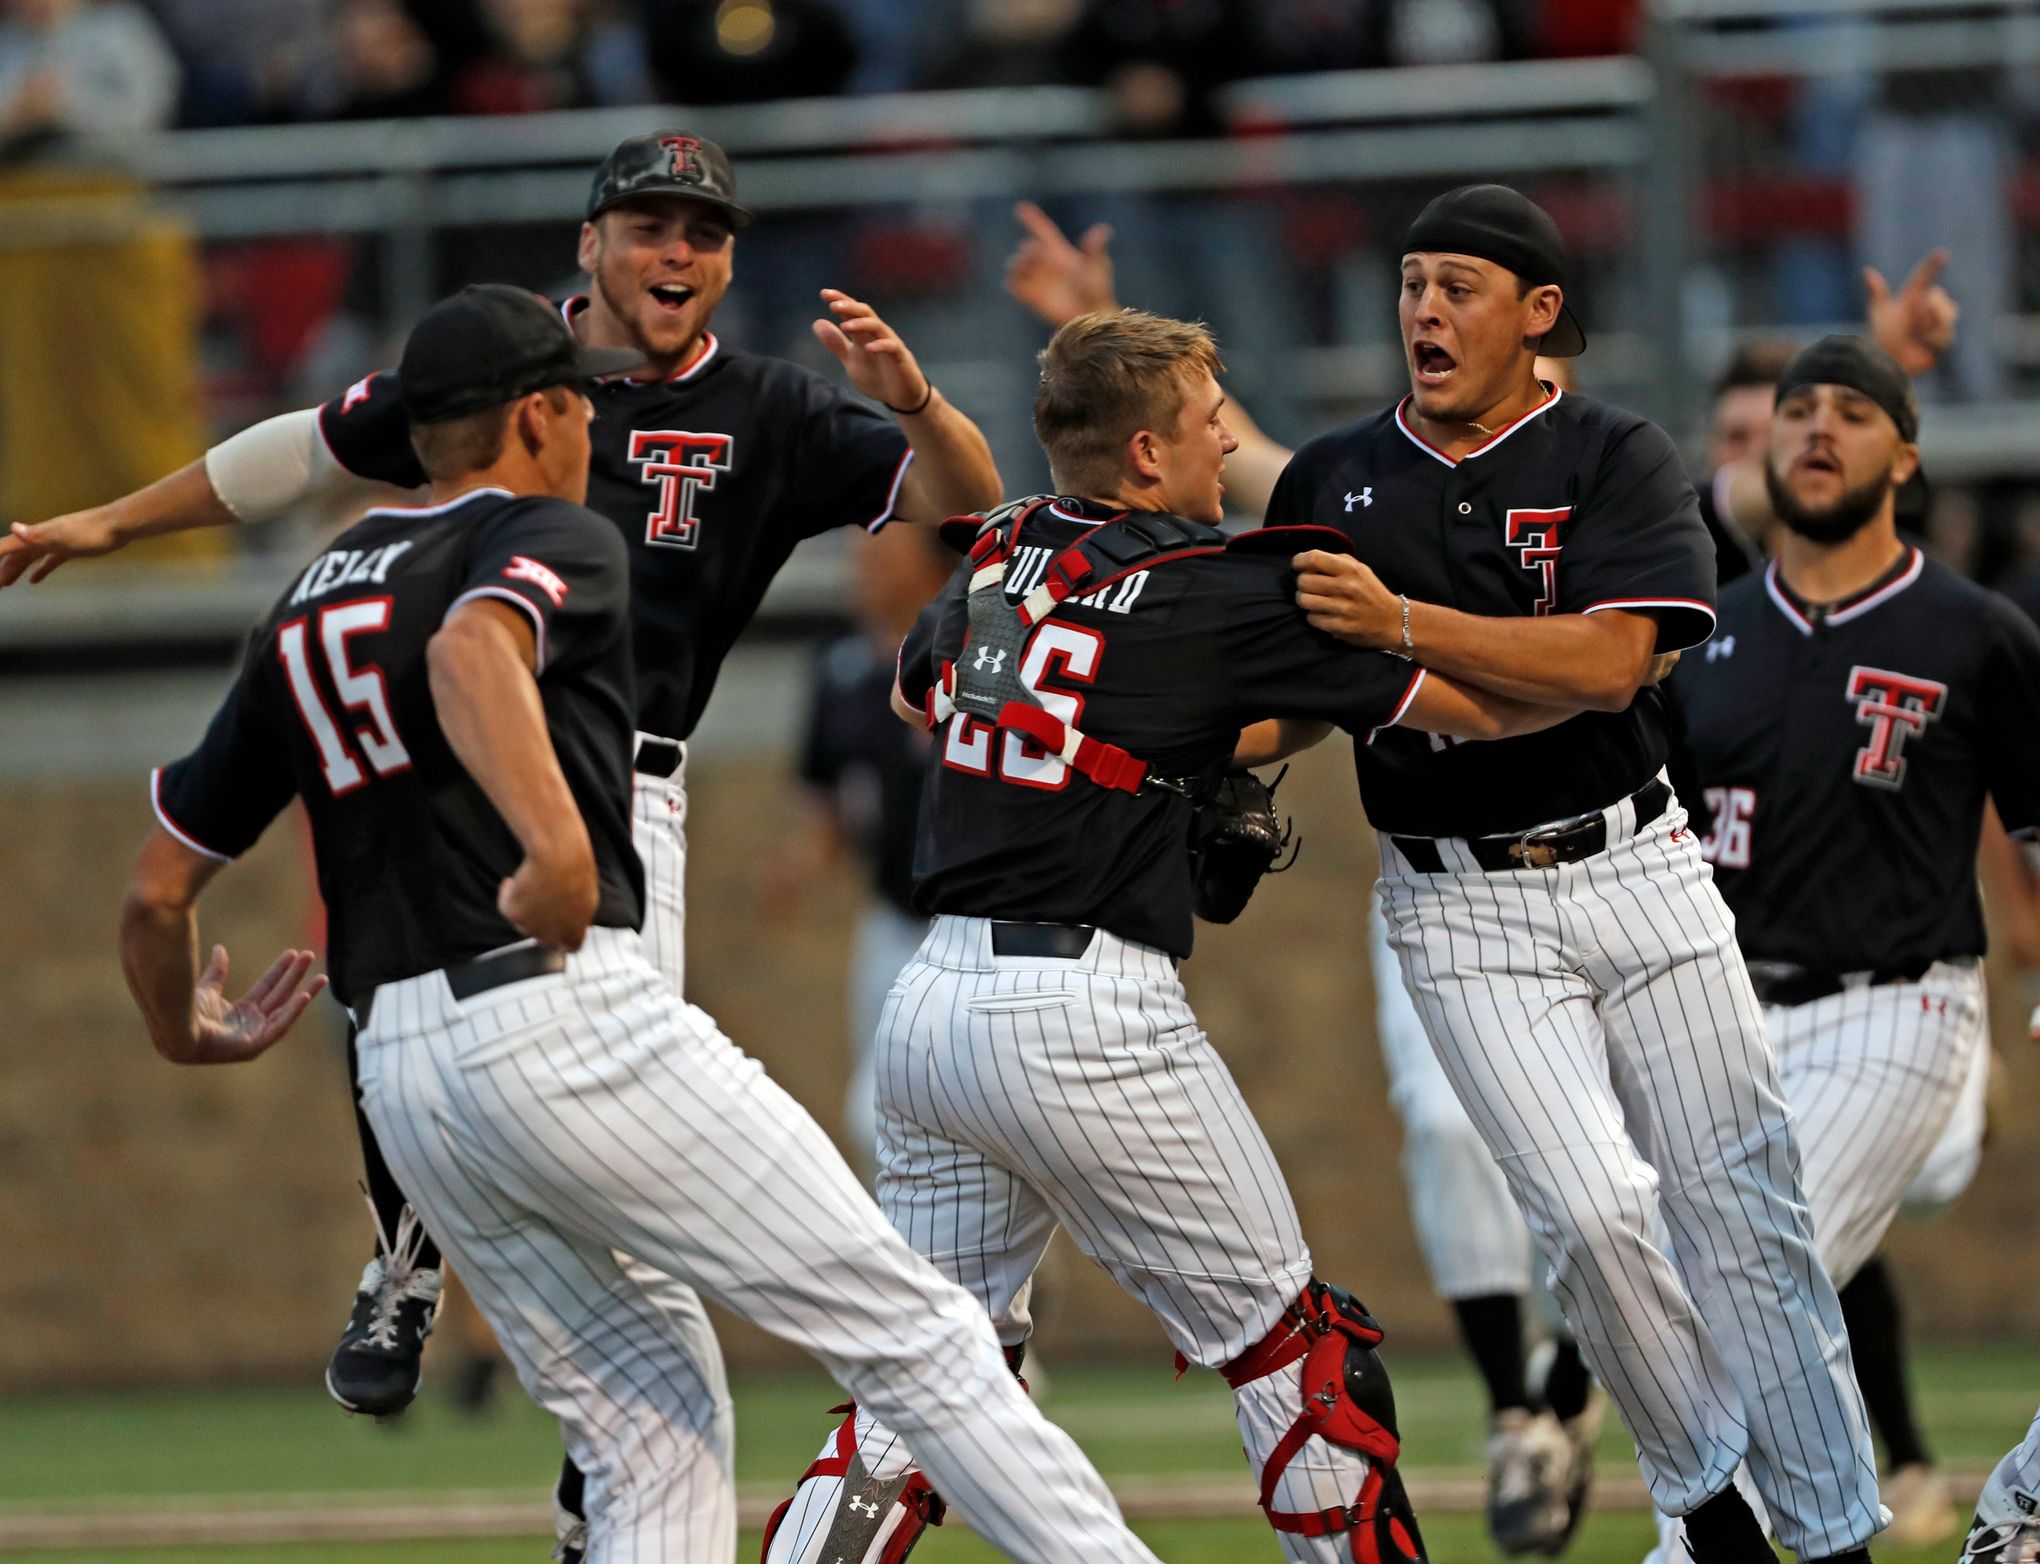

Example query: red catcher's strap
[997,701,1147,793]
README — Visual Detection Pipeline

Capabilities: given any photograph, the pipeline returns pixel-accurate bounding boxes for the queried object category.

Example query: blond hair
[1033,310,1223,495]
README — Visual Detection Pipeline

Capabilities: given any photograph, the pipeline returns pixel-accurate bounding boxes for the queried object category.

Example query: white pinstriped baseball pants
[1377,786,1884,1558]
[773,914,1383,1564]
[357,926,1159,1564]
[630,738,688,998]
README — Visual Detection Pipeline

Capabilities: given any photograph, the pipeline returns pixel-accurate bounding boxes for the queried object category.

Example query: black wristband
[884,382,935,417]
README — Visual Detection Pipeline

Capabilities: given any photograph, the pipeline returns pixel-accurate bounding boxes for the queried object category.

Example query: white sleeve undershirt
[204,407,390,524]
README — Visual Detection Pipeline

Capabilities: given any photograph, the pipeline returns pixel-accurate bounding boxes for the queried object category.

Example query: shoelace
[358,1189,432,1351]
[1964,1520,2040,1564]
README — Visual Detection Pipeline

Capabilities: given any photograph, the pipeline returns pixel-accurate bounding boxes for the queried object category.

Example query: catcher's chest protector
[932,504,1229,794]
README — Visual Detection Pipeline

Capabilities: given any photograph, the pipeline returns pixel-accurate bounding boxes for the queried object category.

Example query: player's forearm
[1233,718,1330,766]
[427,616,595,876]
[119,890,206,1062]
[894,393,1002,521]
[102,459,241,542]
[1401,603,1653,711]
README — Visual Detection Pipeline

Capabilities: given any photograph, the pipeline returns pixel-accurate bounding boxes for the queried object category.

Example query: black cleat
[325,1201,441,1418]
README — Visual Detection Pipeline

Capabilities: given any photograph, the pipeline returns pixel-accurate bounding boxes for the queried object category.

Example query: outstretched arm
[120,829,326,1063]
[813,288,1000,521]
[1004,201,1293,519]
[0,407,394,587]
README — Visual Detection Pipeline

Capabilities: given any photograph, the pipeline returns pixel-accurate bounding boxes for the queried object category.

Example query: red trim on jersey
[561,295,717,384]
[150,768,234,863]
[448,586,549,672]
[1393,385,1563,467]
[1764,548,1922,637]
[864,446,916,533]
[1365,666,1427,746]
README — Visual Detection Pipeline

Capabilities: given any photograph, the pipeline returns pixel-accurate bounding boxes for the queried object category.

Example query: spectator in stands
[0,0,178,153]
[150,0,323,127]
[639,0,858,104]
[921,0,1083,91]
[450,0,650,115]
[302,0,448,120]
[1066,0,1266,138]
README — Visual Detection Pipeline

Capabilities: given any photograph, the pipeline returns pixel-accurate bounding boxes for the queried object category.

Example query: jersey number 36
[942,623,1101,791]
[278,599,413,795]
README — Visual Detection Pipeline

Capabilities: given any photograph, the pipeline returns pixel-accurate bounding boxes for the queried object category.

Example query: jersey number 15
[278,599,412,795]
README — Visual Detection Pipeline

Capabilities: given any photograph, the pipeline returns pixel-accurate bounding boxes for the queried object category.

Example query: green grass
[0,1345,2029,1560]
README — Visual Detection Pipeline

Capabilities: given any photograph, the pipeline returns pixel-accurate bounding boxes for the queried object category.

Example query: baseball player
[0,131,1003,1440]
[1658,335,2040,1561]
[761,307,1613,1564]
[1965,1414,2040,1563]
[119,283,1171,1564]
[1004,203,1604,1555]
[1266,184,1885,1564]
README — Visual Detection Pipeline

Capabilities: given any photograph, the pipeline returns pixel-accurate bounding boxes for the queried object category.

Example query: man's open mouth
[1413,342,1457,383]
[649,283,695,311]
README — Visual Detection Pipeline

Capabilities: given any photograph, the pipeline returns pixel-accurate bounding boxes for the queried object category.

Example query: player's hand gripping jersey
[152,490,643,1008]
[318,303,913,741]
[1266,388,1715,837]
[894,497,1423,957]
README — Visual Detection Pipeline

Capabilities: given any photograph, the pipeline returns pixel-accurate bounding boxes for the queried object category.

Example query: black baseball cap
[1775,334,1919,443]
[399,285,646,424]
[1404,184,1587,357]
[586,131,754,227]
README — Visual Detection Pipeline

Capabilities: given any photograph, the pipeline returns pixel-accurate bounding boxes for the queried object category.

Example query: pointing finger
[1902,249,1950,297]
[1862,265,1890,304]
[1014,200,1068,249]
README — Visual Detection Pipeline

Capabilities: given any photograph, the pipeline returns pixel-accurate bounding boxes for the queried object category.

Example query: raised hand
[1865,250,1958,379]
[187,946,327,1064]
[1004,201,1118,329]
[812,288,933,413]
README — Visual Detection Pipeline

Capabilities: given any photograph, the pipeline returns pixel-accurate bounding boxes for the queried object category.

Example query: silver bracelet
[1395,593,1414,659]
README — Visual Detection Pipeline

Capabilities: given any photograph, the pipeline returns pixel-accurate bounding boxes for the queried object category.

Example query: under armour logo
[1706,635,1735,661]
[1344,489,1373,511]
[847,1496,880,1518]
[972,646,1007,673]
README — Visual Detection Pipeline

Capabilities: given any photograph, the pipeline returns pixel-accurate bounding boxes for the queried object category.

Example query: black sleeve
[1559,420,1717,653]
[1218,558,1422,736]
[1261,447,1314,528]
[790,369,914,538]
[1980,594,2040,837]
[454,500,630,673]
[316,370,428,489]
[153,648,297,862]
[895,565,969,714]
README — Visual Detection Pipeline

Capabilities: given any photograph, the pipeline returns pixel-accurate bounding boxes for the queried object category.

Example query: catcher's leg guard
[760,1405,945,1564]
[1222,1281,1427,1564]
[760,1345,1031,1564]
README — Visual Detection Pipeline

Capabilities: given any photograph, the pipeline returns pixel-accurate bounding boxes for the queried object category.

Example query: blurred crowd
[0,0,1646,145]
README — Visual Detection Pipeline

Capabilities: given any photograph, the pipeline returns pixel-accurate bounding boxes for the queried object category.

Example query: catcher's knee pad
[760,1407,944,1564]
[1224,1280,1427,1564]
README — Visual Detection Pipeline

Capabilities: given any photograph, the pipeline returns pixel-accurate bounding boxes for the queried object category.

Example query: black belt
[357,943,566,1028]
[1393,777,1671,874]
[989,921,1096,959]
[634,737,684,778]
[1745,957,1935,1009]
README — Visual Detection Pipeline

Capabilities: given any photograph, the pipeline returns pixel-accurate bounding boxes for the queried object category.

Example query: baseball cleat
[1528,1338,1604,1556]
[325,1200,441,1417]
[1487,1406,1573,1555]
[1882,1462,1957,1548]
[1959,1448,2040,1564]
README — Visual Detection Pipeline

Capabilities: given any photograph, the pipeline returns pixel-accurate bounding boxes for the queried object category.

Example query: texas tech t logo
[1505,507,1571,616]
[629,430,732,550]
[1847,664,1947,790]
[659,134,701,177]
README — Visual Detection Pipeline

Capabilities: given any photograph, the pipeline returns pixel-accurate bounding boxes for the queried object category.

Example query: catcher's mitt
[1187,767,1299,924]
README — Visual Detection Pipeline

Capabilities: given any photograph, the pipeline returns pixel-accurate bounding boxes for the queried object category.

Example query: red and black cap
[1404,184,1587,357]
[399,285,646,424]
[586,131,754,227]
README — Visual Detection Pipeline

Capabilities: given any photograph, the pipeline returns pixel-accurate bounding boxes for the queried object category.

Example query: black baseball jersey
[896,498,1422,956]
[1264,389,1716,837]
[1667,547,2040,972]
[799,633,928,916]
[152,489,644,1007]
[318,304,913,741]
